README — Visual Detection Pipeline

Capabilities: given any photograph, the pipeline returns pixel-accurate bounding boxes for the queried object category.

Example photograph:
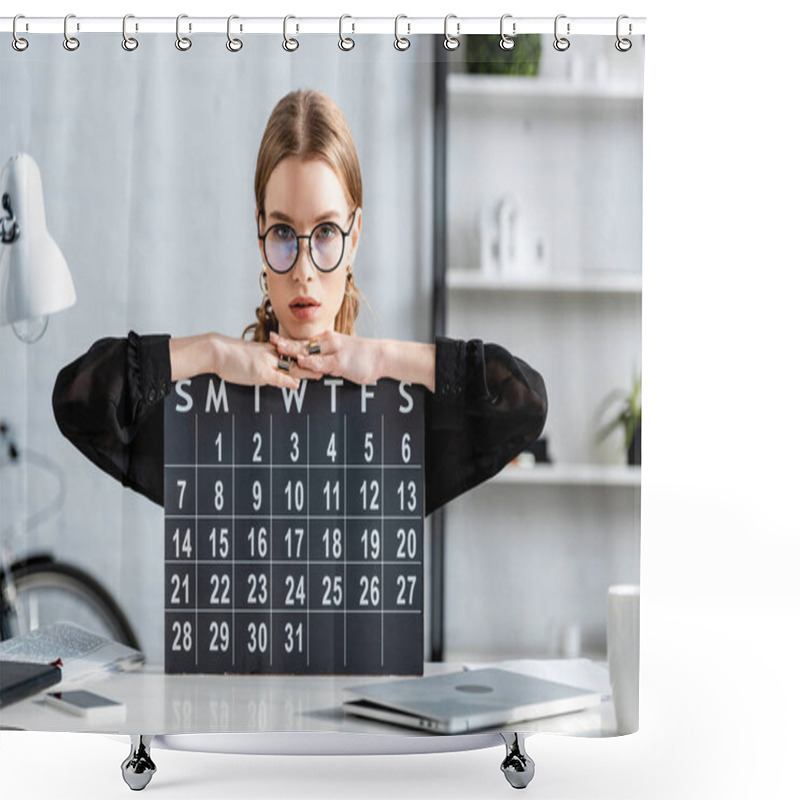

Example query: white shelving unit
[446,269,642,295]
[448,73,643,106]
[488,463,641,488]
[441,50,643,660]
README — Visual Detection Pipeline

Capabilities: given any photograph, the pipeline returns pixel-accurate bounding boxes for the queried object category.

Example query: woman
[52,89,547,515]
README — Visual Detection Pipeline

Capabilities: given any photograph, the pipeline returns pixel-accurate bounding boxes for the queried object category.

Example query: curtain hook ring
[553,14,570,51]
[12,15,29,51]
[615,14,632,52]
[63,13,80,51]
[443,14,460,51]
[500,14,516,51]
[122,14,139,51]
[227,15,243,52]
[339,14,355,51]
[394,14,410,51]
[283,15,299,52]
[175,14,192,51]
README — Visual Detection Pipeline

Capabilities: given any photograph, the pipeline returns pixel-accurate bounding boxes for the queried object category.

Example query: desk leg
[121,735,157,791]
[500,732,535,789]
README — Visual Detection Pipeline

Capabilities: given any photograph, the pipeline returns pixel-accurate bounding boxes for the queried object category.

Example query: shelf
[446,269,642,295]
[487,463,641,488]
[447,73,644,107]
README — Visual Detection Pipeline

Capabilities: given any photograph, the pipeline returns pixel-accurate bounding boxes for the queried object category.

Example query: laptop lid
[342,668,601,734]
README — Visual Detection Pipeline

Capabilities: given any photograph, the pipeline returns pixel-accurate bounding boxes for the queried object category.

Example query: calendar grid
[194,413,198,669]
[306,413,310,667]
[164,377,424,675]
[231,414,235,666]
[381,413,385,667]
[269,413,273,667]
[164,559,422,566]
[166,514,421,520]
[343,414,347,667]
[166,463,422,469]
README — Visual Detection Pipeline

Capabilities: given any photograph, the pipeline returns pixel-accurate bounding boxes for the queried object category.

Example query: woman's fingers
[287,363,324,381]
[296,353,334,375]
[265,355,322,388]
[270,332,310,358]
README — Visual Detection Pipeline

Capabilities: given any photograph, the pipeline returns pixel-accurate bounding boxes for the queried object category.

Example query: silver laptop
[342,668,601,734]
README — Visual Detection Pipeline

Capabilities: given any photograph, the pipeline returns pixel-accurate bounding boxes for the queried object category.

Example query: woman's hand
[214,334,323,389]
[269,331,384,386]
[170,333,322,389]
[269,331,435,392]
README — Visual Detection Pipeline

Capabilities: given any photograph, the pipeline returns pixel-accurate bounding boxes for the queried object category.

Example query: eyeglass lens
[265,223,345,273]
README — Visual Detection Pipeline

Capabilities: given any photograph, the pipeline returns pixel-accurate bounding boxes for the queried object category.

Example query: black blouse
[51,332,547,516]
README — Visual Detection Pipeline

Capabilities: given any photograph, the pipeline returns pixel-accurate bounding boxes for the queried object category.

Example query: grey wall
[1,34,436,662]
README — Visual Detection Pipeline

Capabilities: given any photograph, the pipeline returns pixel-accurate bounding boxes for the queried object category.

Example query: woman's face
[257,156,360,340]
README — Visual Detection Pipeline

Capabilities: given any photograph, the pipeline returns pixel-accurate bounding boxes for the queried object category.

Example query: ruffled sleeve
[52,331,172,505]
[424,337,547,515]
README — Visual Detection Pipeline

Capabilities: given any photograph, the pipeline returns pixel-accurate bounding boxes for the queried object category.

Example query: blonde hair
[244,90,364,341]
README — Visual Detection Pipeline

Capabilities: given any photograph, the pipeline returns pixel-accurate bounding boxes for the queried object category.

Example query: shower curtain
[0,20,643,747]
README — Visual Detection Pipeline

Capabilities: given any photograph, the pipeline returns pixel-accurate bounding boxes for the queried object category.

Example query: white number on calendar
[323,527,342,559]
[252,480,262,511]
[401,432,411,464]
[248,526,268,558]
[247,573,268,604]
[364,432,374,462]
[361,529,380,559]
[285,527,304,558]
[171,620,192,652]
[247,622,268,654]
[327,432,337,462]
[359,575,380,607]
[359,479,380,510]
[284,622,303,654]
[397,481,417,512]
[170,574,190,605]
[209,527,229,558]
[290,431,300,463]
[323,480,340,512]
[284,480,304,511]
[252,432,263,463]
[396,528,417,559]
[322,575,343,607]
[209,621,230,652]
[177,479,187,509]
[214,480,225,511]
[215,432,223,462]
[173,527,192,558]
[210,574,231,605]
[396,575,417,606]
[285,575,306,606]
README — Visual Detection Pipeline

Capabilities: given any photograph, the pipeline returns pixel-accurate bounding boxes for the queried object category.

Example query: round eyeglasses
[259,210,356,274]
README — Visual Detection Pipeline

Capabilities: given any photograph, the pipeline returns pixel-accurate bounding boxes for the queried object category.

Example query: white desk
[2,662,617,790]
[1,661,615,741]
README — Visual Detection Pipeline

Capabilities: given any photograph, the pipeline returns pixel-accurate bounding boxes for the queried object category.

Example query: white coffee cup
[607,584,640,734]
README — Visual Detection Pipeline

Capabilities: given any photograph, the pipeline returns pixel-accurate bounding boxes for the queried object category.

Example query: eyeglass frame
[257,209,357,274]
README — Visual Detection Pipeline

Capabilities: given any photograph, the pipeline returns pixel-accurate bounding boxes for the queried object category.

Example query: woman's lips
[289,298,320,320]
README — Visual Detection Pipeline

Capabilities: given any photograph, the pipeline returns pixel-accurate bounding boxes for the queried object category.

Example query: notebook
[0,660,62,708]
[342,667,602,734]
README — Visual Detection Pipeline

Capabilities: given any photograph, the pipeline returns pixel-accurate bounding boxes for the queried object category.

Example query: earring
[344,267,354,297]
[259,267,273,315]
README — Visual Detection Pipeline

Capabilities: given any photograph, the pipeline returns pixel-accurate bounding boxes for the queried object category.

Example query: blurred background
[0,32,642,665]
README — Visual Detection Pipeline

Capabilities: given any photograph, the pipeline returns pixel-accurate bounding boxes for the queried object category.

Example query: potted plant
[464,35,542,76]
[596,370,642,466]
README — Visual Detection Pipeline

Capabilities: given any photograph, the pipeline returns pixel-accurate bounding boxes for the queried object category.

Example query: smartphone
[45,689,126,722]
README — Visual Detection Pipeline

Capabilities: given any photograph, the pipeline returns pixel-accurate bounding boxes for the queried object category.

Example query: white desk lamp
[0,153,76,343]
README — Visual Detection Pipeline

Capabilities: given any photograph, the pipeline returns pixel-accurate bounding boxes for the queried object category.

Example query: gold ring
[277,354,292,373]
[308,339,322,356]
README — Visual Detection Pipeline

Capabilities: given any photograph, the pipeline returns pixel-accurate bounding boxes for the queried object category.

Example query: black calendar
[163,376,425,676]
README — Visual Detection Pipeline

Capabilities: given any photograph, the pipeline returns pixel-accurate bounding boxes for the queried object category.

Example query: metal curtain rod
[0,15,646,36]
